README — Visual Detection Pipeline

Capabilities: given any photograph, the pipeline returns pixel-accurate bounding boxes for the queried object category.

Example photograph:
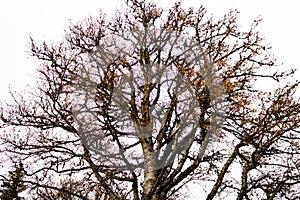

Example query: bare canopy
[1,0,300,199]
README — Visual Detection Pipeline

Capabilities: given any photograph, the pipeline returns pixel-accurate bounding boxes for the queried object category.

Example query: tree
[0,162,25,200]
[1,0,300,199]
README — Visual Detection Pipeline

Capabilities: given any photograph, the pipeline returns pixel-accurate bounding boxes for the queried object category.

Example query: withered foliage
[1,1,300,199]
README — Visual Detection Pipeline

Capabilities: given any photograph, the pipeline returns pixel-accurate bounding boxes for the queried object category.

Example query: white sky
[0,0,299,99]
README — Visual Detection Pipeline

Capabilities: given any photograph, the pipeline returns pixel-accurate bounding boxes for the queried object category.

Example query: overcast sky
[0,0,299,99]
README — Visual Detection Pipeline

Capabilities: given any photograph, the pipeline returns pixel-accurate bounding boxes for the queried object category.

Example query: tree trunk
[142,140,158,200]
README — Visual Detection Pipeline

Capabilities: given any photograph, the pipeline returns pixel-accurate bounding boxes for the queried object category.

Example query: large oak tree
[1,1,300,199]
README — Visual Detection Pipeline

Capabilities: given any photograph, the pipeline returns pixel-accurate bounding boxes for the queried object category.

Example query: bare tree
[1,0,300,199]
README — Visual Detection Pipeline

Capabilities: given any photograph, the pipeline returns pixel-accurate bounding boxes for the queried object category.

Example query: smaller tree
[1,162,26,200]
